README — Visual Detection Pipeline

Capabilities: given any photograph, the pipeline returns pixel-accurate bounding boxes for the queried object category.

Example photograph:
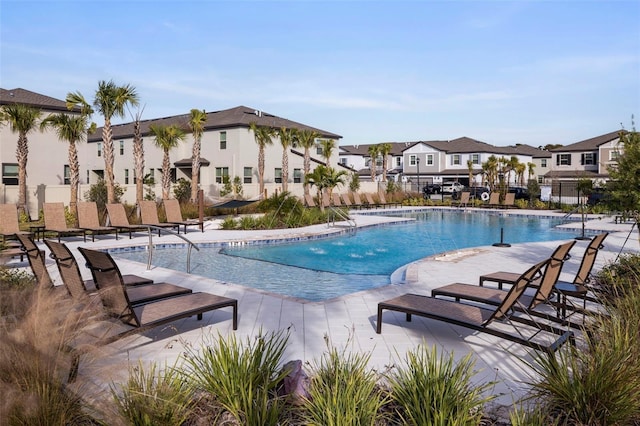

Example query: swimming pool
[114,211,574,301]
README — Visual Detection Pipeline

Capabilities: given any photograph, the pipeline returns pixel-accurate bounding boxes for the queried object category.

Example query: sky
[1,0,639,147]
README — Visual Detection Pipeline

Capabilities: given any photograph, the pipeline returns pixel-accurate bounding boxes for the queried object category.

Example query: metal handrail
[144,225,200,273]
[327,207,357,234]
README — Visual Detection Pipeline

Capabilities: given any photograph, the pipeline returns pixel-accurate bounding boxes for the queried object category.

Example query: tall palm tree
[305,165,347,212]
[1,104,43,216]
[277,127,295,193]
[482,155,499,190]
[149,124,186,200]
[527,162,536,183]
[248,122,275,199]
[378,143,392,182]
[319,138,336,167]
[40,111,96,221]
[92,80,139,203]
[188,108,207,203]
[368,144,380,182]
[467,159,474,187]
[295,128,319,197]
[515,162,527,186]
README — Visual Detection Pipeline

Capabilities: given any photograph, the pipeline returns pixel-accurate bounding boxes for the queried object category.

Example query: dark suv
[587,188,610,206]
[423,184,441,196]
[508,187,531,200]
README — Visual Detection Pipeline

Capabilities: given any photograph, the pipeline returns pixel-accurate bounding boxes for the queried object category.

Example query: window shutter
[580,153,585,165]
[556,156,560,166]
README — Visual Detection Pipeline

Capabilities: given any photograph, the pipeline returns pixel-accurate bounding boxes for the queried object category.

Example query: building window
[541,159,547,167]
[275,168,282,183]
[124,169,129,184]
[557,154,571,166]
[426,154,434,166]
[451,154,461,165]
[316,145,323,156]
[409,155,417,166]
[395,157,401,167]
[86,170,90,184]
[610,151,620,161]
[581,152,597,165]
[339,158,347,165]
[148,169,155,182]
[97,142,102,157]
[470,154,480,165]
[63,165,70,185]
[293,168,302,183]
[220,131,227,150]
[244,167,252,184]
[170,168,177,183]
[1,163,18,185]
[215,167,229,184]
[119,140,125,155]
[133,170,137,184]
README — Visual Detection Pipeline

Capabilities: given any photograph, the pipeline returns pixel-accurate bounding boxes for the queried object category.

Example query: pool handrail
[144,225,200,273]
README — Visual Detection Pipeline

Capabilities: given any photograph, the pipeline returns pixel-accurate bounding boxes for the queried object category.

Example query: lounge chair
[0,203,31,243]
[453,191,470,207]
[163,198,204,233]
[378,191,400,208]
[502,192,516,208]
[341,193,355,209]
[77,201,118,241]
[44,239,153,300]
[139,200,179,236]
[106,203,147,239]
[364,193,381,208]
[332,193,343,207]
[432,241,578,327]
[76,247,238,342]
[352,192,366,209]
[485,192,500,208]
[322,193,331,208]
[43,202,86,242]
[377,258,573,353]
[15,234,54,288]
[303,194,318,208]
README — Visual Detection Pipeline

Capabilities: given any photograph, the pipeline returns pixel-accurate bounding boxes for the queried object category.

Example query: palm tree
[482,155,499,190]
[188,108,207,203]
[368,144,380,182]
[527,162,536,183]
[40,111,96,221]
[319,138,336,167]
[277,127,296,193]
[305,165,347,212]
[92,80,139,203]
[248,122,275,199]
[295,129,319,197]
[467,159,474,187]
[378,143,392,182]
[1,104,43,216]
[515,162,527,186]
[149,124,186,200]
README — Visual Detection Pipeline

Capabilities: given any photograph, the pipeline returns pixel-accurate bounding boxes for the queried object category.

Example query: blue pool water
[114,211,574,301]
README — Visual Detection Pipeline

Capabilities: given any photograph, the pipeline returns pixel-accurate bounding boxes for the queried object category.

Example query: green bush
[182,330,290,425]
[112,361,193,426]
[84,177,124,213]
[303,344,390,425]
[172,178,191,203]
[387,344,495,425]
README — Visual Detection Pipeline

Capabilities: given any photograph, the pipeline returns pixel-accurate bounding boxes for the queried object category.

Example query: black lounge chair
[431,241,579,327]
[377,259,573,353]
[16,233,55,288]
[43,239,154,301]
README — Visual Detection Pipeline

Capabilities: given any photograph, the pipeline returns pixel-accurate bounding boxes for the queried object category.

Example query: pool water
[115,211,573,301]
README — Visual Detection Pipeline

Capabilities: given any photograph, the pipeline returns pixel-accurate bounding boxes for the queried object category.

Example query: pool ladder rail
[327,207,357,235]
[144,225,200,273]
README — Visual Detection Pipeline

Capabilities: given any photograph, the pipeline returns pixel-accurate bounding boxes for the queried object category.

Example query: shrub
[349,172,360,192]
[219,216,238,230]
[302,342,390,425]
[182,330,290,425]
[112,361,194,426]
[387,344,495,425]
[84,178,124,213]
[172,178,191,203]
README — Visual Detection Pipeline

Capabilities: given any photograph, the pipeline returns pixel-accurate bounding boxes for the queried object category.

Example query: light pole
[416,157,420,193]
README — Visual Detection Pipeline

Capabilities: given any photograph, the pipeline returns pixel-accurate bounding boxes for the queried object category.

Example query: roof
[174,157,211,167]
[340,141,420,156]
[550,130,624,152]
[88,105,341,143]
[506,144,552,158]
[543,170,608,179]
[0,88,81,113]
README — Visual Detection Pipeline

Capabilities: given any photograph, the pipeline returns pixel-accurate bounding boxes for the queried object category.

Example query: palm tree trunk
[16,134,28,216]
[162,150,171,200]
[258,146,265,199]
[69,141,80,223]
[303,149,311,197]
[191,136,201,203]
[102,118,116,203]
[282,149,288,193]
[133,117,145,204]
[382,157,388,182]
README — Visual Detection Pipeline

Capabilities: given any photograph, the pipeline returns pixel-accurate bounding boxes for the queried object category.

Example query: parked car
[423,184,441,195]
[441,182,464,194]
[587,188,611,206]
[508,187,531,200]
[468,186,491,200]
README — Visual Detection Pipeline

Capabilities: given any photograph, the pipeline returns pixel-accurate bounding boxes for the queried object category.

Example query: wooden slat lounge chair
[15,234,54,288]
[139,200,179,236]
[163,199,204,233]
[432,241,578,327]
[77,202,118,241]
[77,247,238,342]
[377,259,573,353]
[44,239,153,301]
[43,202,86,242]
[0,203,31,243]
[106,203,146,239]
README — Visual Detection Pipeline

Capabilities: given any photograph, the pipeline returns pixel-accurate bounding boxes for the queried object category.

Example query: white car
[441,182,464,193]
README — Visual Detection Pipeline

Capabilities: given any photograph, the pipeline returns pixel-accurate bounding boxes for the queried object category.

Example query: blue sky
[1,0,639,147]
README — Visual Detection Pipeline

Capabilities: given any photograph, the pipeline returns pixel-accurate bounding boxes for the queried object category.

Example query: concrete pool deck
[8,207,639,413]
